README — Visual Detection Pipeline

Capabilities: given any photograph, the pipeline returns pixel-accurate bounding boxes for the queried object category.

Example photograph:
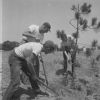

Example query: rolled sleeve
[32,44,43,55]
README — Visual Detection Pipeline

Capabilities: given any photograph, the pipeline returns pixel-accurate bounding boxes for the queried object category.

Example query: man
[62,35,74,74]
[3,42,54,100]
[63,45,71,74]
[20,22,51,84]
[21,22,51,44]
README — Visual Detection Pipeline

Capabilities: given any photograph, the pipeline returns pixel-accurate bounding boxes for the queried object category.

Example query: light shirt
[28,24,39,33]
[22,24,44,43]
[14,42,43,59]
[67,34,74,40]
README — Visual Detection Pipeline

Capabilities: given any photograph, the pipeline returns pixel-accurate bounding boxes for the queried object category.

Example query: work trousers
[3,50,39,100]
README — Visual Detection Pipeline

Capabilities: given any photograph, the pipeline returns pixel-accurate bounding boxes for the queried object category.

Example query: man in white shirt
[21,22,51,44]
[3,42,54,100]
[62,35,74,74]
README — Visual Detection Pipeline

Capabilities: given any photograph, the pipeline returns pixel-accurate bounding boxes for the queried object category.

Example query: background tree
[56,30,67,42]
[2,41,19,51]
[56,30,67,51]
[85,48,92,58]
[43,40,57,53]
[69,2,100,77]
[56,30,75,50]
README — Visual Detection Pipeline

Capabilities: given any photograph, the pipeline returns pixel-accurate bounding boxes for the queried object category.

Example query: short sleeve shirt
[22,25,44,43]
[14,42,43,59]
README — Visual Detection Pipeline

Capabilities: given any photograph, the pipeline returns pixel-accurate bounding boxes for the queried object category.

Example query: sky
[2,0,100,47]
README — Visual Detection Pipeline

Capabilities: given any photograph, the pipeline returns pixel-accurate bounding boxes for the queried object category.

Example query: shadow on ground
[56,69,73,77]
[11,87,37,100]
[56,69,65,75]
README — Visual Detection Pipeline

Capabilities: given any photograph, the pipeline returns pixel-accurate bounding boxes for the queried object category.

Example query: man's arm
[27,53,39,80]
[64,51,69,60]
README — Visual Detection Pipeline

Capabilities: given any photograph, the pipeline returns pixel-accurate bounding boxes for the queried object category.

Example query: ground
[1,50,100,100]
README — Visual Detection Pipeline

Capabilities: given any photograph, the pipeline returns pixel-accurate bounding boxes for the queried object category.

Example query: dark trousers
[3,50,39,100]
[63,51,68,73]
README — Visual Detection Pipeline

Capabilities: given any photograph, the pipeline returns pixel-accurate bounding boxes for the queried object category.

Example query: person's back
[21,22,51,44]
[14,42,43,59]
[23,25,44,42]
[20,25,42,44]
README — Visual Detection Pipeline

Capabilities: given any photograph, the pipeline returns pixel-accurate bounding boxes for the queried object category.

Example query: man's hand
[39,54,44,63]
[40,58,43,63]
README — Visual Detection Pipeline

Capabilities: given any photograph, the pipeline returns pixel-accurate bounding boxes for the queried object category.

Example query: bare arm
[27,53,39,80]
[64,51,69,60]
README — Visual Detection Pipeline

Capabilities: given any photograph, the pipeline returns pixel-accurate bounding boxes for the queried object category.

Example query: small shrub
[93,94,100,100]
[86,85,96,96]
[70,79,83,91]
[86,88,93,96]
[73,83,82,91]
[74,83,82,91]
[90,59,99,76]
[74,60,81,68]
[85,48,92,57]
[96,54,100,61]
[79,78,89,86]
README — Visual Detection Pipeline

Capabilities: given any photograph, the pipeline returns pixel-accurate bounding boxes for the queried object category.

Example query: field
[1,50,100,100]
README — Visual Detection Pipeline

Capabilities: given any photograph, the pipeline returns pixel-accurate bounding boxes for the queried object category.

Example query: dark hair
[43,22,51,30]
[42,43,55,54]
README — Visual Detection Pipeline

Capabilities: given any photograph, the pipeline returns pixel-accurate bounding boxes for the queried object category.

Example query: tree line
[0,41,19,51]
[0,40,60,51]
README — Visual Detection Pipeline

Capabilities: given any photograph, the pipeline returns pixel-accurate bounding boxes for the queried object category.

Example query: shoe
[35,89,49,96]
